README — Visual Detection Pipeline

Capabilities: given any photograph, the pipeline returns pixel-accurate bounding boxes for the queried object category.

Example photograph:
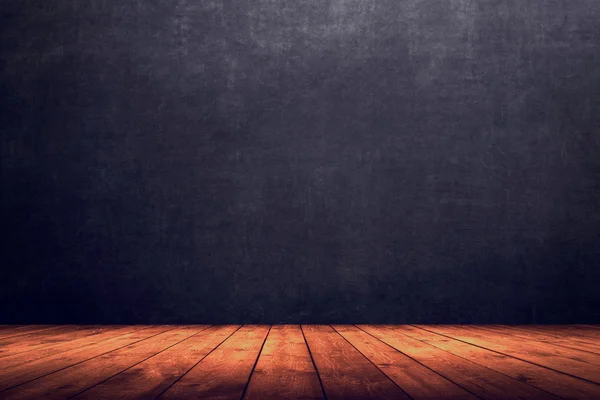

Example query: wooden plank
[72,325,239,400]
[414,325,600,383]
[467,325,600,365]
[492,325,600,344]
[478,325,600,355]
[582,325,600,330]
[0,325,172,392]
[0,325,122,359]
[401,325,600,400]
[359,325,560,400]
[0,325,147,370]
[302,325,410,400]
[440,326,600,378]
[0,326,84,354]
[332,325,478,400]
[478,325,600,356]
[0,326,63,340]
[243,325,324,400]
[0,326,24,331]
[513,325,600,341]
[159,325,269,400]
[0,326,206,400]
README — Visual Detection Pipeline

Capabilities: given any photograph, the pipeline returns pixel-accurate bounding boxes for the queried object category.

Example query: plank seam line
[0,325,122,361]
[465,325,600,356]
[152,325,243,400]
[411,325,600,388]
[402,326,571,400]
[492,325,600,345]
[239,325,272,400]
[0,326,64,341]
[0,326,178,394]
[543,325,600,338]
[355,325,485,400]
[300,325,329,400]
[66,325,212,400]
[0,327,82,359]
[0,325,150,371]
[332,325,415,400]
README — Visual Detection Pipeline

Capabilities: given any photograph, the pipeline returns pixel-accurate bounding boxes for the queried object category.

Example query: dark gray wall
[1,0,599,323]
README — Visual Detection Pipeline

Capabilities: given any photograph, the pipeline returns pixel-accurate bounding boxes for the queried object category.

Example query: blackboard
[1,0,599,323]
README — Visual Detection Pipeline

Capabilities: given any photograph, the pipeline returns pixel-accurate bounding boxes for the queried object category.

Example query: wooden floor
[0,325,599,399]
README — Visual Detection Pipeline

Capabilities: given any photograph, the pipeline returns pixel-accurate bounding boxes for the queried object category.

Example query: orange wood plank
[1,324,597,399]
[243,325,324,400]
[159,325,270,400]
[0,326,172,392]
[0,325,122,359]
[401,325,600,400]
[0,326,206,400]
[333,325,478,400]
[302,325,410,400]
[511,325,600,341]
[468,325,600,364]
[359,325,560,400]
[0,325,147,371]
[0,326,63,340]
[478,325,600,355]
[491,325,600,343]
[415,325,600,383]
[72,325,238,400]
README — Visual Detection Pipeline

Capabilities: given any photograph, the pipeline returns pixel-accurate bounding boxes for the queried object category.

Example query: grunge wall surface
[2,0,599,323]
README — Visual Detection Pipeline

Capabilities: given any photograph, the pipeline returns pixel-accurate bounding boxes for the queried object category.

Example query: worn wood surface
[0,325,599,400]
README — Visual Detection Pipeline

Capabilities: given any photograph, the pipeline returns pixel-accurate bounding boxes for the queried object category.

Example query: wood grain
[359,325,561,400]
[402,325,600,400]
[0,325,147,371]
[159,325,270,400]
[302,325,410,400]
[0,326,205,400]
[333,325,478,400]
[536,326,600,335]
[0,325,120,359]
[414,325,600,383]
[0,326,62,340]
[0,326,172,392]
[497,325,600,343]
[1,325,598,399]
[73,325,238,400]
[243,325,324,400]
[477,325,600,355]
